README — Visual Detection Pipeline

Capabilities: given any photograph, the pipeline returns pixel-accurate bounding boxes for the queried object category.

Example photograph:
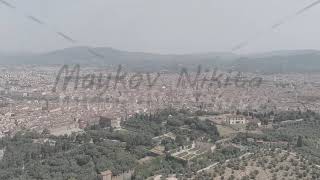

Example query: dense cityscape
[1,63,320,179]
[2,0,320,179]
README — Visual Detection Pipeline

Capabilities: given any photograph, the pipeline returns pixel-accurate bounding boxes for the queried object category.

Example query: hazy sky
[1,0,320,54]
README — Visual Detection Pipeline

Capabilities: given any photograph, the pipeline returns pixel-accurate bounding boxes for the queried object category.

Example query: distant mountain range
[1,47,320,73]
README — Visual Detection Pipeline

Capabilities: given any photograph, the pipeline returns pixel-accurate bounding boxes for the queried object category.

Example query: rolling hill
[1,47,320,73]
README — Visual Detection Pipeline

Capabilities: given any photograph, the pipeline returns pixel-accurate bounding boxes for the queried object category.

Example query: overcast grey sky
[1,0,320,54]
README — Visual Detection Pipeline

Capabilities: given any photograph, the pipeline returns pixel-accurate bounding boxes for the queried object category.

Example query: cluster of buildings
[0,65,320,136]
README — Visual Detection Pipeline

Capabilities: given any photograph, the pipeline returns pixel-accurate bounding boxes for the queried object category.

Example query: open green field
[216,125,237,138]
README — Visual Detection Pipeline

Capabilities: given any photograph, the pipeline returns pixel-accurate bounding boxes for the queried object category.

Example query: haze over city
[1,1,320,180]
[1,0,320,54]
